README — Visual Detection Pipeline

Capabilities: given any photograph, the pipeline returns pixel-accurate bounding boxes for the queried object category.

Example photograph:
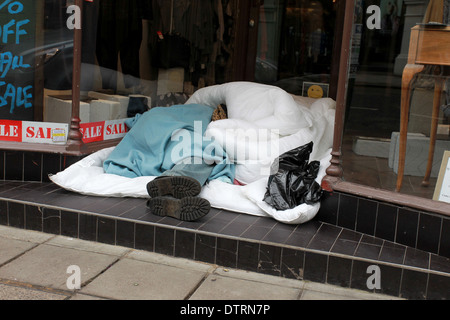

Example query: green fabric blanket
[103,104,235,183]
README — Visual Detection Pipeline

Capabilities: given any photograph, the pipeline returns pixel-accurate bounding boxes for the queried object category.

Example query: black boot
[146,176,201,199]
[147,196,211,221]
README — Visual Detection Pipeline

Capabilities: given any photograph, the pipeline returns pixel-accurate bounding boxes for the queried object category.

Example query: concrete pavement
[0,225,401,301]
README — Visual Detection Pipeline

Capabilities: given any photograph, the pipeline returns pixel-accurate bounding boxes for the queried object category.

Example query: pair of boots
[146,176,211,221]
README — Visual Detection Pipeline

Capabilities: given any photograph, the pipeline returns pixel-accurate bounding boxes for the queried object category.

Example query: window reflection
[343,0,450,202]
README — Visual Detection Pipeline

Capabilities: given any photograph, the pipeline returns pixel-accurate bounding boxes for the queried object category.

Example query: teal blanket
[103,104,235,183]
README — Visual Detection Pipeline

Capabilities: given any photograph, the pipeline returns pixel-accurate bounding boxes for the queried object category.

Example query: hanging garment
[96,0,151,90]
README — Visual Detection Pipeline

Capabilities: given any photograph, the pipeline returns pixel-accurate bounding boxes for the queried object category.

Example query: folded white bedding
[50,82,335,224]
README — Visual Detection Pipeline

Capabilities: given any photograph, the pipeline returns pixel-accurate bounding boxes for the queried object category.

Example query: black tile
[23,152,42,182]
[327,256,352,287]
[157,216,182,227]
[355,198,377,235]
[138,212,163,224]
[350,260,375,292]
[355,235,383,260]
[417,213,442,254]
[404,247,429,270]
[198,210,236,233]
[42,153,61,182]
[5,151,23,181]
[304,252,328,283]
[377,264,402,297]
[307,223,342,251]
[42,208,60,235]
[285,220,321,248]
[281,248,304,280]
[440,218,450,258]
[134,223,154,252]
[97,217,116,245]
[104,198,143,216]
[316,191,338,224]
[337,194,358,230]
[378,241,406,264]
[92,197,130,215]
[240,223,272,241]
[220,214,259,238]
[237,241,259,272]
[195,234,216,264]
[79,213,97,241]
[8,201,25,228]
[429,254,450,274]
[375,203,397,242]
[154,227,175,256]
[396,208,419,248]
[62,155,83,169]
[258,244,281,276]
[174,230,195,259]
[262,223,296,244]
[60,210,78,238]
[330,229,361,255]
[400,269,428,300]
[116,220,135,248]
[0,200,7,225]
[25,205,42,231]
[216,237,237,268]
[427,273,450,300]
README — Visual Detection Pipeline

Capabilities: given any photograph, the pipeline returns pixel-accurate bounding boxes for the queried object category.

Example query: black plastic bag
[263,142,323,211]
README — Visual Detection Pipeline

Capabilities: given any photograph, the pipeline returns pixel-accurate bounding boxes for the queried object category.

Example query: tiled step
[0,181,448,300]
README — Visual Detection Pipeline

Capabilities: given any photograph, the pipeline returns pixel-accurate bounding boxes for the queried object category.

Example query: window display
[343,0,450,202]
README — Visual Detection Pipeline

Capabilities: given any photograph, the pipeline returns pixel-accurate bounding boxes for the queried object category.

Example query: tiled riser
[0,150,82,183]
[0,200,449,300]
[1,150,449,259]
[0,150,449,299]
[317,191,450,259]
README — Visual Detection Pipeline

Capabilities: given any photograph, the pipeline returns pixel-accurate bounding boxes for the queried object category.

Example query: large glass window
[0,0,74,145]
[343,0,450,203]
[73,0,239,144]
[254,0,337,97]
[0,0,240,148]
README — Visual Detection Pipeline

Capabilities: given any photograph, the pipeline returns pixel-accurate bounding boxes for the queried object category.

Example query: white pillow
[187,82,313,136]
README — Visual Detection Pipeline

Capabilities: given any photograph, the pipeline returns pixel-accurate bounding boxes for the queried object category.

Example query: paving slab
[125,250,215,273]
[80,257,207,300]
[0,225,54,243]
[0,283,68,300]
[0,237,38,266]
[300,281,401,300]
[189,274,302,300]
[0,244,120,291]
[47,235,130,256]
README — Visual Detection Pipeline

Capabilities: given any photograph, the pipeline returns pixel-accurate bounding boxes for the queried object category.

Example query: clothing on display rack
[149,0,234,87]
[96,0,152,91]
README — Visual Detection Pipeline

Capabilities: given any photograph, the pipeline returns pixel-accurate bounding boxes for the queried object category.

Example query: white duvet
[50,82,335,224]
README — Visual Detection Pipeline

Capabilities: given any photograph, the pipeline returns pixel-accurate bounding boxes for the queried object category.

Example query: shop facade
[0,0,449,299]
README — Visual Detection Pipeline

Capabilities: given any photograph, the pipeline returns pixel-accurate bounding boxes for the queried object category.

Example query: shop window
[0,0,240,152]
[0,0,74,146]
[72,0,237,148]
[254,0,337,97]
[342,0,450,204]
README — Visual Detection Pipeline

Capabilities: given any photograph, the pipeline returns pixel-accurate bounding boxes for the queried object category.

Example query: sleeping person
[103,103,234,222]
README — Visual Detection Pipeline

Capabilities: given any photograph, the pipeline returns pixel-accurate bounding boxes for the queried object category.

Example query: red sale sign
[80,121,105,143]
[0,118,128,144]
[0,119,21,142]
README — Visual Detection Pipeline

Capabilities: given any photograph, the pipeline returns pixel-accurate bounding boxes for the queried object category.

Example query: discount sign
[0,0,34,119]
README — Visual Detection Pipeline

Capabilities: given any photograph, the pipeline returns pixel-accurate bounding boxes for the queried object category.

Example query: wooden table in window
[396,25,450,192]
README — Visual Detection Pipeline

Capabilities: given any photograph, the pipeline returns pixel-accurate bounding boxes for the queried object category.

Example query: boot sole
[146,176,201,199]
[147,197,211,221]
